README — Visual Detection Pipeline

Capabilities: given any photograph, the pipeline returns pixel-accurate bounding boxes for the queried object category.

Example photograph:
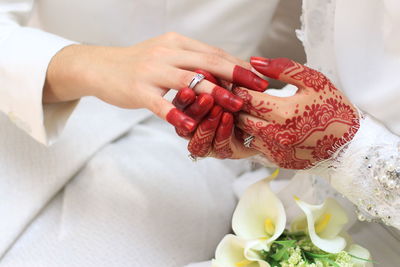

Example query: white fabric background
[1,0,400,266]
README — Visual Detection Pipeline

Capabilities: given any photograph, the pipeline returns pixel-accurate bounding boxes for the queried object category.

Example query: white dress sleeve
[0,0,78,145]
[309,114,400,229]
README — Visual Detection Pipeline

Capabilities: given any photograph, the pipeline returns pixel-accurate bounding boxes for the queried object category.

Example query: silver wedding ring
[243,135,255,148]
[188,73,205,89]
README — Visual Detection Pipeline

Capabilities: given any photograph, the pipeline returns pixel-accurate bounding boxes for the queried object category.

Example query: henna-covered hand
[172,69,262,159]
[234,57,360,169]
[171,67,269,137]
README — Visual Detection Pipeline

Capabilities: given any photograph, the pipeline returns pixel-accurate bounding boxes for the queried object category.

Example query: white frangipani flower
[212,235,270,267]
[291,197,348,253]
[232,169,285,251]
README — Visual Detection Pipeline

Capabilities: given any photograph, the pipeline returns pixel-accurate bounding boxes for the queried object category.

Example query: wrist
[43,44,96,103]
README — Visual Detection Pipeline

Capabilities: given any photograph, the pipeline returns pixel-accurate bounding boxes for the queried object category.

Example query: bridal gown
[0,0,399,266]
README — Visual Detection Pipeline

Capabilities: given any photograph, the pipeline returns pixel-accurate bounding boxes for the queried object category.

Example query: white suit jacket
[0,0,306,258]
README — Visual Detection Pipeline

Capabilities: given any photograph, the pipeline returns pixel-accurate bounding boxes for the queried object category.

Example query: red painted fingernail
[198,93,213,107]
[195,69,219,85]
[185,93,214,121]
[180,88,195,103]
[181,118,196,132]
[173,88,196,109]
[210,105,223,118]
[229,96,244,112]
[212,86,243,112]
[250,57,293,79]
[221,112,233,124]
[250,57,269,67]
[166,108,196,132]
[232,65,269,92]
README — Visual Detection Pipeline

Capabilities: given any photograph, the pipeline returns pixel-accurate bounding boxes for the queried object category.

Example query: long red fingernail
[250,57,293,79]
[212,86,243,112]
[216,112,234,141]
[186,93,214,121]
[210,105,223,119]
[166,108,196,132]
[232,65,269,92]
[195,69,219,85]
[173,87,196,109]
[221,112,233,125]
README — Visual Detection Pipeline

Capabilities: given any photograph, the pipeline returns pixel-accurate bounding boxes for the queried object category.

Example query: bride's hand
[43,32,268,132]
[172,70,259,159]
[234,57,360,169]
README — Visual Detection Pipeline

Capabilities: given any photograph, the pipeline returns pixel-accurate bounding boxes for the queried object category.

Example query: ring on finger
[243,135,255,148]
[188,73,205,89]
[188,150,211,162]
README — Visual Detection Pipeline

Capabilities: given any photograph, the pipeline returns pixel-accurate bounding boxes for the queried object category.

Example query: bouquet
[212,170,374,267]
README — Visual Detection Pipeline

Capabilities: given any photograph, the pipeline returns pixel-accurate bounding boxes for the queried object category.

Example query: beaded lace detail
[311,116,400,229]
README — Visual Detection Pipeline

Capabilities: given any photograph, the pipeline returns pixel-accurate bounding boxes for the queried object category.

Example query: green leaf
[304,251,331,258]
[301,250,311,264]
[349,253,378,263]
[273,240,297,247]
[270,247,287,261]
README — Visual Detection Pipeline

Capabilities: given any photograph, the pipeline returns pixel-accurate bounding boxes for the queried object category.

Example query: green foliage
[259,231,371,267]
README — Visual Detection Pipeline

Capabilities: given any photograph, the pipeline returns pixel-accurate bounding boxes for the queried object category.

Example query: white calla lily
[232,169,285,251]
[291,197,348,253]
[212,235,270,267]
[347,244,373,267]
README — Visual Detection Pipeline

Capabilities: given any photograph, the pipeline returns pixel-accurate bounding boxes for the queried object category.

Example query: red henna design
[166,108,196,132]
[232,65,269,92]
[214,112,234,158]
[311,134,339,160]
[233,87,272,117]
[211,86,243,112]
[242,96,359,168]
[241,57,360,169]
[291,68,328,92]
[188,106,223,157]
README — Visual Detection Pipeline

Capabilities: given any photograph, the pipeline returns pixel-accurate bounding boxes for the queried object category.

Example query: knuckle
[211,47,225,57]
[203,54,221,67]
[177,72,193,88]
[163,32,181,42]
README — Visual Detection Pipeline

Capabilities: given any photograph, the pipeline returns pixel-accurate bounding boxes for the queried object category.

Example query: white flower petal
[232,177,286,246]
[347,244,373,267]
[293,197,348,253]
[213,235,270,267]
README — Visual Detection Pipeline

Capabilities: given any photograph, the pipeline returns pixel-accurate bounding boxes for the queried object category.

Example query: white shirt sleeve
[310,115,400,230]
[0,0,78,145]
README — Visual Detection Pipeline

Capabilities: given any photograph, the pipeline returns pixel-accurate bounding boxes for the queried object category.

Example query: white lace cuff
[310,115,400,229]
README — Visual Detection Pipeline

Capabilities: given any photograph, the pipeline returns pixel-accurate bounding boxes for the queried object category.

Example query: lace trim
[311,115,400,229]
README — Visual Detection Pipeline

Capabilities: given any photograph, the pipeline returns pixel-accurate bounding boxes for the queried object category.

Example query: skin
[43,32,268,132]
[173,70,258,158]
[187,58,360,169]
[173,68,269,138]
